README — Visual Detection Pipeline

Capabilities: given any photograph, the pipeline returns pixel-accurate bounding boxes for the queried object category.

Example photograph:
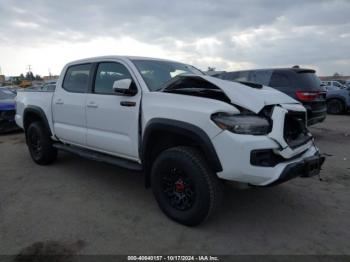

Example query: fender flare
[23,106,52,136]
[142,118,222,186]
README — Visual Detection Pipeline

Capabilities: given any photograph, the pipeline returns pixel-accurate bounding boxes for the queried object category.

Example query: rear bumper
[0,120,20,133]
[304,103,327,126]
[0,109,19,133]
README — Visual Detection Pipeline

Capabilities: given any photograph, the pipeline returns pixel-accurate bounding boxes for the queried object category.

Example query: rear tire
[151,146,223,226]
[327,99,344,114]
[26,121,57,165]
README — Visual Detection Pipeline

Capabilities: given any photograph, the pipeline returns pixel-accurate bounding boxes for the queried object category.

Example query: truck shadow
[57,152,323,233]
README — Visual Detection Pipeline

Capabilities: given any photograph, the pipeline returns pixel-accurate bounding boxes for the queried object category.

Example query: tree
[207,66,216,71]
[35,74,42,80]
[333,72,341,77]
[25,71,35,80]
[19,74,24,80]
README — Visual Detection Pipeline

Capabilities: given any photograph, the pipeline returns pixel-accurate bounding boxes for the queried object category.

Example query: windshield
[0,89,16,100]
[132,59,204,91]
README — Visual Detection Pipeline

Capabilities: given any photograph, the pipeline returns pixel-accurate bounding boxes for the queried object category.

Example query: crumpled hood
[0,99,16,111]
[202,75,299,113]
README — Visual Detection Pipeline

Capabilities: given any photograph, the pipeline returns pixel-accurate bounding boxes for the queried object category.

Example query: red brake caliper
[175,179,185,192]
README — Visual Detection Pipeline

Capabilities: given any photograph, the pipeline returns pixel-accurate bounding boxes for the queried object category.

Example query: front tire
[26,121,57,165]
[327,99,344,114]
[151,146,223,226]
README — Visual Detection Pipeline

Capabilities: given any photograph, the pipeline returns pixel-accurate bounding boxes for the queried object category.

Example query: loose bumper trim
[267,154,325,186]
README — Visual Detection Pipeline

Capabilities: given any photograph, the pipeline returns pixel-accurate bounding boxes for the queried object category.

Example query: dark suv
[217,68,327,125]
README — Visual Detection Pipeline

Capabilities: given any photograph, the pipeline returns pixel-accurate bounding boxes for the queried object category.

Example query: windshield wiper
[236,81,263,89]
[153,74,203,92]
[164,87,221,94]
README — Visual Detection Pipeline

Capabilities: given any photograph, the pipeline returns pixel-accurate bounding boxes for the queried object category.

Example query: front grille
[284,111,311,149]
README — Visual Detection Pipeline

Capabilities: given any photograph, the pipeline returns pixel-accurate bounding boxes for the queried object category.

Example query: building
[43,75,59,81]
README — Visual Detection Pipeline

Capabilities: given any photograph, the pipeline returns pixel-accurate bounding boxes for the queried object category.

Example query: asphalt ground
[0,114,349,256]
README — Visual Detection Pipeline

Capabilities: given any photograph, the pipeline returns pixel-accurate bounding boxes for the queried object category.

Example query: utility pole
[27,65,32,72]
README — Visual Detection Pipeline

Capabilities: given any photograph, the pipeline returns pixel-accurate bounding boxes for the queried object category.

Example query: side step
[53,143,143,171]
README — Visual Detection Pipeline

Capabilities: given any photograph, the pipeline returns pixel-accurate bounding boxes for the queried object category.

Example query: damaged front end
[259,104,325,184]
[161,74,325,185]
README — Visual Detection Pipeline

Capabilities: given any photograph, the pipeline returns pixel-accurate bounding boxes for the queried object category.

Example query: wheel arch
[141,118,222,187]
[326,95,346,105]
[23,106,52,136]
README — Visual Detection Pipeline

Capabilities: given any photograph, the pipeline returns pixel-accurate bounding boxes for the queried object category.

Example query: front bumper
[267,154,325,186]
[211,103,325,186]
[212,130,321,185]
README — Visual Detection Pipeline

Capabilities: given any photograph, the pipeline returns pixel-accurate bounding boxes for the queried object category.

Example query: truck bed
[15,90,54,130]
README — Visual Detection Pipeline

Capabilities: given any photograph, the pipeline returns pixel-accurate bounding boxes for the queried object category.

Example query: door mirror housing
[113,79,137,96]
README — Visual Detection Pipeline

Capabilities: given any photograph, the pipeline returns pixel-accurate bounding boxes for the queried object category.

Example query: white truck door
[85,61,141,161]
[52,63,92,146]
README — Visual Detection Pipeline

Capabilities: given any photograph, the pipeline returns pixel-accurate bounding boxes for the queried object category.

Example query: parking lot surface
[0,115,349,255]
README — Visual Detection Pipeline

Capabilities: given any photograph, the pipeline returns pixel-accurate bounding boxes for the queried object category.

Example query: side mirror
[112,79,137,96]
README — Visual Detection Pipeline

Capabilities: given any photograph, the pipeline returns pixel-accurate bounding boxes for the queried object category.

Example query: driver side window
[94,62,133,94]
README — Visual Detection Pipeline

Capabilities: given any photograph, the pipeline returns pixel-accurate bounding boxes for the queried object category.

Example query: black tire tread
[327,99,345,114]
[172,146,223,221]
[26,121,57,165]
[152,146,223,226]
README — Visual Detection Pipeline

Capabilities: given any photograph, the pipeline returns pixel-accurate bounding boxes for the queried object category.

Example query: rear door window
[223,71,249,82]
[63,64,91,93]
[269,72,290,87]
[333,82,341,87]
[248,70,272,86]
[223,70,272,86]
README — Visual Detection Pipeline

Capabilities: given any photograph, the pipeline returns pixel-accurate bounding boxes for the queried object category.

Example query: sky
[0,0,349,76]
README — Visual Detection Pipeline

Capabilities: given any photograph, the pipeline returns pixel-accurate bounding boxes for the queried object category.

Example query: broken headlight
[211,113,271,135]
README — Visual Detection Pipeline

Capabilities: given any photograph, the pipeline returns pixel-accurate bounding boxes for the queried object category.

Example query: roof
[67,55,178,65]
[225,67,316,74]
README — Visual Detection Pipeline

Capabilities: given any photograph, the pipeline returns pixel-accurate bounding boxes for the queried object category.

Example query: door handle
[55,99,64,105]
[87,102,98,108]
[120,101,136,107]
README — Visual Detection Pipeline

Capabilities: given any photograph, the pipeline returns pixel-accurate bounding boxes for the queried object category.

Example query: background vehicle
[322,80,346,90]
[0,88,18,133]
[27,82,57,91]
[217,68,327,126]
[18,80,32,88]
[345,80,350,88]
[40,82,56,91]
[326,86,350,114]
[15,56,324,226]
[324,85,340,92]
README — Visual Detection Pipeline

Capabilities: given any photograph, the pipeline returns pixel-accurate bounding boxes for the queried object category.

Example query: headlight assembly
[211,113,271,135]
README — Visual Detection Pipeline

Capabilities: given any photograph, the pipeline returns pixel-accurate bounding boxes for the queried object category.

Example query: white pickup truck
[16,56,325,226]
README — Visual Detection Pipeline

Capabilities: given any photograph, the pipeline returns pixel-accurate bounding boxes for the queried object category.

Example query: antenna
[27,65,32,72]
